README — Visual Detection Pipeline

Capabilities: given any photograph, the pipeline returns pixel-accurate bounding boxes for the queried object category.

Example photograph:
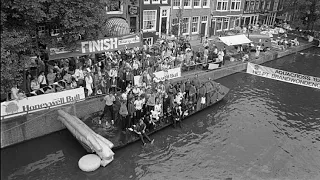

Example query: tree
[282,0,320,30]
[171,8,185,37]
[1,0,109,95]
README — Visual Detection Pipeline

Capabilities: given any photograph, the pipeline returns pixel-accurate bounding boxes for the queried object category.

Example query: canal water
[1,48,320,180]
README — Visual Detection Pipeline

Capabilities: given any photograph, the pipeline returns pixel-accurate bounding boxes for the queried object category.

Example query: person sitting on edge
[128,118,154,146]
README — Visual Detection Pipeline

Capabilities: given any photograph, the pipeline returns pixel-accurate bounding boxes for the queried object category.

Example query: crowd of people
[10,36,228,101]
[98,74,221,146]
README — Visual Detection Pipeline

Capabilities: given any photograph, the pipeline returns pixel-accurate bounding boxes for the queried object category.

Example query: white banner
[246,62,320,89]
[153,67,181,82]
[1,88,85,119]
[134,67,181,86]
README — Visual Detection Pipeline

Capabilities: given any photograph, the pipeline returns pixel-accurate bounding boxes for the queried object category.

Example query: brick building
[170,0,211,40]
[210,0,244,36]
[142,0,171,45]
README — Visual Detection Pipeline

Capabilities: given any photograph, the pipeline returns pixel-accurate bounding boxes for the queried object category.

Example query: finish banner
[1,88,85,119]
[246,62,320,89]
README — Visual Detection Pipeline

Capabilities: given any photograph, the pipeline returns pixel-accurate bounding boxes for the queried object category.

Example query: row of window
[212,17,241,31]
[172,16,208,34]
[172,0,241,11]
[244,0,280,13]
[172,0,209,8]
[144,0,168,4]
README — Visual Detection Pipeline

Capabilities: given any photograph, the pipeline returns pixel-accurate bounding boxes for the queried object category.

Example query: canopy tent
[219,35,252,46]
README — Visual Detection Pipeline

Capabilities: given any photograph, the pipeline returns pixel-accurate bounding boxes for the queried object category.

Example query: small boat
[82,80,229,150]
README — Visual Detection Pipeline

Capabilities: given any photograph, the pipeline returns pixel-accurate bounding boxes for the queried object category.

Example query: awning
[105,18,130,37]
[219,35,252,46]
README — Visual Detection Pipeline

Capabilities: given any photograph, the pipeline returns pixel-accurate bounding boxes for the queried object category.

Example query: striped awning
[105,18,130,37]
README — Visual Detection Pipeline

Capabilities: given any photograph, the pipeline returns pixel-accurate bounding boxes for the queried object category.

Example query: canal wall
[0,43,314,149]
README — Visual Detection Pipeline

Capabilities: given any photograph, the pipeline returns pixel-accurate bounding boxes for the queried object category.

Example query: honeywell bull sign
[80,33,141,54]
[1,88,85,119]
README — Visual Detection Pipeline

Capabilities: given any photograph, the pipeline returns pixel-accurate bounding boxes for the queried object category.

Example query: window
[143,10,157,31]
[191,17,200,33]
[130,17,137,33]
[266,1,271,11]
[172,18,179,25]
[38,25,46,36]
[152,0,160,4]
[273,0,279,11]
[216,17,223,31]
[231,0,241,11]
[217,0,228,11]
[51,25,60,36]
[260,0,265,11]
[244,0,250,12]
[162,0,168,3]
[255,0,259,11]
[183,0,191,8]
[250,1,255,12]
[144,0,150,4]
[202,0,209,7]
[173,0,181,7]
[162,9,168,16]
[106,0,123,14]
[182,17,190,34]
[201,16,208,22]
[193,0,200,7]
[144,37,153,46]
[223,17,229,30]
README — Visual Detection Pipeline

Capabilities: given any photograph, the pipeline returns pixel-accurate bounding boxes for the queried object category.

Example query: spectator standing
[38,71,47,88]
[100,92,115,125]
[47,69,56,85]
[85,72,93,96]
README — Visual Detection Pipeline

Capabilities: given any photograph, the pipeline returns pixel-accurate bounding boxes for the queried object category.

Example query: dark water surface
[1,48,320,180]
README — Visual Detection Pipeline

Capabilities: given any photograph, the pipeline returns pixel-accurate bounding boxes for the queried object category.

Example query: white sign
[1,88,86,119]
[118,35,140,46]
[154,67,181,82]
[134,68,181,86]
[246,62,320,89]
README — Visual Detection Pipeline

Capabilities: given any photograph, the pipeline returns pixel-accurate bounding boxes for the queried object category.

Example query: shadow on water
[1,47,320,180]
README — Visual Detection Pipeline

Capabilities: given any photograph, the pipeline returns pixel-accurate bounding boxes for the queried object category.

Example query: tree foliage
[282,0,320,30]
[1,0,109,95]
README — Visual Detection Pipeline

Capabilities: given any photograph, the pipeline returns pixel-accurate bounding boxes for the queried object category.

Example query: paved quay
[0,41,314,149]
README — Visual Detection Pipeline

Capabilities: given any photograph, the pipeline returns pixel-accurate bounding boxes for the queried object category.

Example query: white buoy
[78,154,101,172]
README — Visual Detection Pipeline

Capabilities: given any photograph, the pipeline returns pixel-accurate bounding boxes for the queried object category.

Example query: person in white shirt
[100,92,115,125]
[11,84,19,100]
[134,96,144,123]
[85,72,93,96]
[217,50,224,67]
[73,66,84,87]
[38,71,47,88]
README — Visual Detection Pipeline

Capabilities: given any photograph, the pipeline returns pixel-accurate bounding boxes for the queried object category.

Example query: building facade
[170,0,211,40]
[142,0,171,45]
[242,0,283,27]
[104,0,141,36]
[210,0,244,36]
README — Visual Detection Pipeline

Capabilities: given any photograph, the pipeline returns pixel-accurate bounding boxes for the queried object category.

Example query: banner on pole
[246,62,320,89]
